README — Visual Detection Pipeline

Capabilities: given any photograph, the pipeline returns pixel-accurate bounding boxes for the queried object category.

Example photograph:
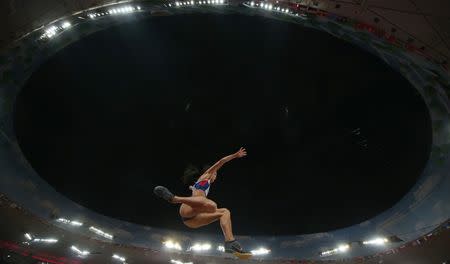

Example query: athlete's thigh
[179,203,196,218]
[180,197,217,216]
[184,211,223,229]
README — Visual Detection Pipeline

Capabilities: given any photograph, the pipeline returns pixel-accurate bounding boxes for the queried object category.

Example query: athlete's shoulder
[197,173,213,182]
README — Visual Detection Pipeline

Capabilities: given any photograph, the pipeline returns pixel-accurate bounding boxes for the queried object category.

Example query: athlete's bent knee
[221,208,230,217]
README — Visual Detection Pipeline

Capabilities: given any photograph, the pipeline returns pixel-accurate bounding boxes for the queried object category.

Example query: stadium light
[71,221,83,226]
[163,240,183,250]
[338,244,350,252]
[24,233,32,241]
[57,218,83,226]
[189,243,211,251]
[320,244,350,256]
[251,247,271,255]
[171,260,193,264]
[363,237,388,245]
[71,245,90,256]
[33,238,58,243]
[44,26,58,38]
[89,226,113,239]
[62,22,71,29]
[320,248,337,256]
[113,254,126,262]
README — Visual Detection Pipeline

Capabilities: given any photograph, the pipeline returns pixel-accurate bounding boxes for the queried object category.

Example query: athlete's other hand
[235,147,247,158]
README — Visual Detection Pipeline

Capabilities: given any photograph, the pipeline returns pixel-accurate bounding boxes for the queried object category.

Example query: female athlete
[154,147,248,254]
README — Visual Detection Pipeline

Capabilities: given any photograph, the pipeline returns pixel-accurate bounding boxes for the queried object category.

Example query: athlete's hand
[235,147,247,158]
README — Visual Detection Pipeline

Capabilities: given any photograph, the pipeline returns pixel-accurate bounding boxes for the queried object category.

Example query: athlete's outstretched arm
[205,147,247,174]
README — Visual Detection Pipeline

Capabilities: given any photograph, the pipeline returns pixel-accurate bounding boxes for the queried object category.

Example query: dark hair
[182,163,211,184]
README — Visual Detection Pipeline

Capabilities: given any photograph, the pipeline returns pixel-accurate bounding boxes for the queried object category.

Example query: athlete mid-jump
[154,147,248,254]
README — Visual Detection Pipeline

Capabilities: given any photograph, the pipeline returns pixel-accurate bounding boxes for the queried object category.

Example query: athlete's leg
[174,196,217,213]
[154,186,217,212]
[218,208,234,242]
[184,208,234,242]
[154,186,217,213]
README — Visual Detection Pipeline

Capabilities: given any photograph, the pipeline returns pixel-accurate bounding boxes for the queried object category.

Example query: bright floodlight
[89,226,113,240]
[25,233,32,240]
[70,221,83,226]
[33,238,58,243]
[363,237,388,245]
[337,244,350,252]
[71,245,90,256]
[113,254,126,262]
[57,218,70,224]
[171,260,193,264]
[163,240,182,251]
[251,247,271,255]
[62,22,71,29]
[57,218,83,226]
[44,26,58,38]
[191,1,194,4]
[320,248,337,256]
[268,4,273,10]
[321,244,350,256]
[137,6,141,10]
[190,243,211,251]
